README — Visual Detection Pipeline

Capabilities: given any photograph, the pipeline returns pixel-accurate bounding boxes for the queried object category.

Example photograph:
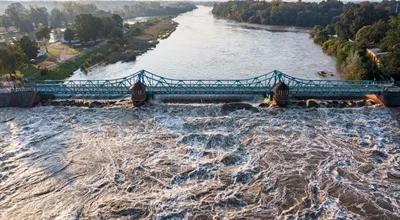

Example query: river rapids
[0,104,399,219]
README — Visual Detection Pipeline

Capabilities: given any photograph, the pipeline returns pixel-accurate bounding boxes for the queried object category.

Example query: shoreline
[216,17,313,34]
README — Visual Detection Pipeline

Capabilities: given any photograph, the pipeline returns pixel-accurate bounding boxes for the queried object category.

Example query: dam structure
[30,70,400,106]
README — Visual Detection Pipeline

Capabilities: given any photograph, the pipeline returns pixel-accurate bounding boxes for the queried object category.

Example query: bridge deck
[32,70,397,99]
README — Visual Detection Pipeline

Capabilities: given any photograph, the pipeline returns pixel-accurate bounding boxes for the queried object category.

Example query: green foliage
[0,45,17,77]
[29,6,48,28]
[64,28,75,43]
[0,15,12,30]
[212,0,344,27]
[74,14,102,42]
[5,3,35,33]
[342,52,368,80]
[73,13,124,43]
[335,2,393,40]
[355,20,388,47]
[320,38,386,80]
[379,17,400,80]
[14,36,39,60]
[380,47,400,80]
[99,14,124,40]
[380,17,400,51]
[312,26,329,45]
[40,68,48,76]
[113,2,196,19]
[36,26,51,41]
[50,8,66,28]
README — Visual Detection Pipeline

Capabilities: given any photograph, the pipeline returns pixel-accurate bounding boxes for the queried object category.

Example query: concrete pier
[0,88,40,108]
[379,88,400,107]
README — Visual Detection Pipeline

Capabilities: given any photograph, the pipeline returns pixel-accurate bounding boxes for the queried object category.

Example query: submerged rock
[220,152,247,166]
[234,170,254,184]
[221,102,259,114]
[306,99,319,108]
[354,100,366,107]
[370,150,388,163]
[206,134,236,149]
[98,200,149,219]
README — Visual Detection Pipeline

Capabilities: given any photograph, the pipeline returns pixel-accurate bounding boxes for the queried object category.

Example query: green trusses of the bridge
[33,70,396,99]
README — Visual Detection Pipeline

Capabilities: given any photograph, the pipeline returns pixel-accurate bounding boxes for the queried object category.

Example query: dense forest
[212,0,400,80]
[312,1,400,80]
[212,0,344,27]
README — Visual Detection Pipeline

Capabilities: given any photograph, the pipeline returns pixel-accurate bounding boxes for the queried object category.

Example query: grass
[38,51,91,80]
[47,44,79,58]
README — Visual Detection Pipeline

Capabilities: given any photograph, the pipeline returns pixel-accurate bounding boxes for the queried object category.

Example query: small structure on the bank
[131,81,147,105]
[366,48,388,66]
[271,81,289,107]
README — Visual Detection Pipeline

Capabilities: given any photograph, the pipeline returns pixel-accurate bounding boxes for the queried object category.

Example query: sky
[0,0,387,2]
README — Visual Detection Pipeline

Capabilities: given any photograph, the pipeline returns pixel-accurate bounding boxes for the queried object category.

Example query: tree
[335,2,392,40]
[64,28,75,44]
[0,15,12,31]
[98,14,124,39]
[312,25,329,44]
[36,26,51,52]
[63,2,97,23]
[36,26,51,41]
[19,19,35,33]
[380,45,400,80]
[74,14,101,42]
[29,7,49,28]
[49,8,65,28]
[15,36,39,60]
[5,3,35,33]
[0,45,17,78]
[5,3,26,26]
[343,51,368,80]
[380,17,400,51]
[355,20,388,47]
[212,0,344,27]
[380,17,400,79]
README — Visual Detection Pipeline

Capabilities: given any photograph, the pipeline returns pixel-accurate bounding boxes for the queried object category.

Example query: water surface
[0,105,399,219]
[70,6,338,80]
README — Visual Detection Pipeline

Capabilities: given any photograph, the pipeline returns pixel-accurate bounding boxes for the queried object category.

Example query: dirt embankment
[137,19,178,41]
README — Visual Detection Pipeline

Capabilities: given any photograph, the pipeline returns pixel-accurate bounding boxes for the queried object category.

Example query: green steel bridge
[32,70,398,99]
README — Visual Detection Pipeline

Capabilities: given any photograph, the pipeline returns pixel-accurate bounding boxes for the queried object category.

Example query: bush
[40,68,48,76]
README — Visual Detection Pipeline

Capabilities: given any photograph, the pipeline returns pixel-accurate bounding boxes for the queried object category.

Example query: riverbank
[22,17,178,81]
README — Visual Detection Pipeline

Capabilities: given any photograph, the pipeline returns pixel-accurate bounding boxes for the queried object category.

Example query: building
[367,48,388,65]
[272,81,289,107]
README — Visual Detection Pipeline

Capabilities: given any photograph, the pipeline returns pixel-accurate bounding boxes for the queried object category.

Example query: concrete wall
[0,90,40,108]
[152,94,265,103]
[380,91,400,107]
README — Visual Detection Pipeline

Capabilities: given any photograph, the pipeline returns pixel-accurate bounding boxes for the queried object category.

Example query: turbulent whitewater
[0,105,399,219]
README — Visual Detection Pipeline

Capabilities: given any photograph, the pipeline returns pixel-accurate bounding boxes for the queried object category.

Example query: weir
[27,70,400,106]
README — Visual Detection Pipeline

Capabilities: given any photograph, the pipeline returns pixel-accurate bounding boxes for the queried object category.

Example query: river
[70,6,338,80]
[1,5,400,220]
[1,105,400,219]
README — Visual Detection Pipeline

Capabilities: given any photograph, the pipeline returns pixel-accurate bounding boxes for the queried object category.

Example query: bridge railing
[32,69,396,98]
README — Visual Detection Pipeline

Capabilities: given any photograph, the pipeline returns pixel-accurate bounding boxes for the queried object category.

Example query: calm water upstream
[70,6,338,80]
